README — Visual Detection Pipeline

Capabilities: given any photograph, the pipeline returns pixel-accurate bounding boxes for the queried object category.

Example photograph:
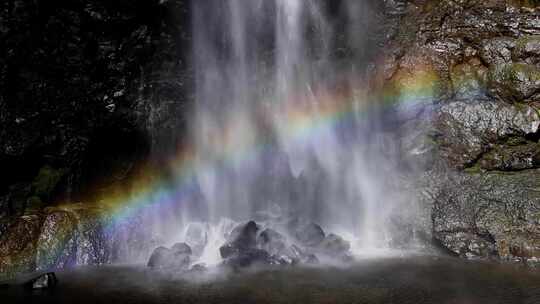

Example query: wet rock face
[35,206,113,271]
[384,0,540,266]
[216,220,352,269]
[427,170,540,263]
[0,216,42,279]
[0,0,191,219]
[434,99,540,169]
[0,205,154,279]
[36,211,78,270]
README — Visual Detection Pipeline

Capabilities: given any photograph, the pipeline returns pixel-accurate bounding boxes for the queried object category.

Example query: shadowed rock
[220,221,259,259]
[257,228,286,256]
[147,243,192,270]
[292,221,325,247]
[317,234,351,259]
[23,272,58,290]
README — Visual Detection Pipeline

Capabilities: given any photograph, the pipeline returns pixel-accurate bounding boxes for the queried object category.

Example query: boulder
[23,272,58,290]
[147,246,171,269]
[220,221,259,259]
[147,243,191,271]
[219,221,277,268]
[257,228,286,256]
[317,234,351,259]
[289,219,325,247]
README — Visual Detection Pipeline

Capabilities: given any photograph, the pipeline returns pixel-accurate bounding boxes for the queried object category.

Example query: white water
[152,0,422,263]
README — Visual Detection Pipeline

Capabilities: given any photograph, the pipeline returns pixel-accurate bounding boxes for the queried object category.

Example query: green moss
[515,35,540,51]
[464,163,483,174]
[489,63,540,102]
[32,165,65,201]
[506,136,528,146]
[508,0,540,8]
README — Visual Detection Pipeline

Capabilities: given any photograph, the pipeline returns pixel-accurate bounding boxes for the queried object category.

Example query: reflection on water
[2,256,539,304]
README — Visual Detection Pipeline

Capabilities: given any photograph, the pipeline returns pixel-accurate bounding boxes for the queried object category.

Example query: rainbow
[98,62,443,232]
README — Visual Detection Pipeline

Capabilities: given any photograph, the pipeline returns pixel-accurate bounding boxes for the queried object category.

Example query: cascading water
[138,0,421,265]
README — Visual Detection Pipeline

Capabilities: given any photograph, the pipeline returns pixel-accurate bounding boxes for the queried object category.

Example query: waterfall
[177,0,415,261]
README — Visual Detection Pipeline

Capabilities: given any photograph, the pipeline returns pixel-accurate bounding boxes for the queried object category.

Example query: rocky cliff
[382,0,540,265]
[0,0,191,218]
[0,0,191,279]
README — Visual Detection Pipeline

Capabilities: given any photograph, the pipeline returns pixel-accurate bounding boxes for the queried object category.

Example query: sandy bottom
[2,256,539,304]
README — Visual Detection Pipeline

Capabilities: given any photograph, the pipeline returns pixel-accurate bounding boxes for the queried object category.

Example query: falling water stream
[166,0,420,265]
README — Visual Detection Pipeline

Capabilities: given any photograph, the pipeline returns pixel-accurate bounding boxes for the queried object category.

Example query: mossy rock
[514,35,540,64]
[477,141,540,171]
[507,0,540,8]
[450,60,488,99]
[488,63,540,102]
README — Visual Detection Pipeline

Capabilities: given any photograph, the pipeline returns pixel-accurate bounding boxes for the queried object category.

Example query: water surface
[2,256,539,304]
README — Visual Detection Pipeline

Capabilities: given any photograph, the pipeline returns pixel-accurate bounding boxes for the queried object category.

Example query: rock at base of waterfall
[190,263,207,273]
[289,220,325,247]
[316,234,351,260]
[285,245,319,265]
[23,272,58,290]
[147,243,192,270]
[220,221,259,259]
[223,248,272,269]
[257,228,286,256]
[171,242,192,255]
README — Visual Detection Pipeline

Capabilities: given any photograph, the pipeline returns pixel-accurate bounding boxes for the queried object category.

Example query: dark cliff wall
[0,0,192,218]
[381,0,540,265]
